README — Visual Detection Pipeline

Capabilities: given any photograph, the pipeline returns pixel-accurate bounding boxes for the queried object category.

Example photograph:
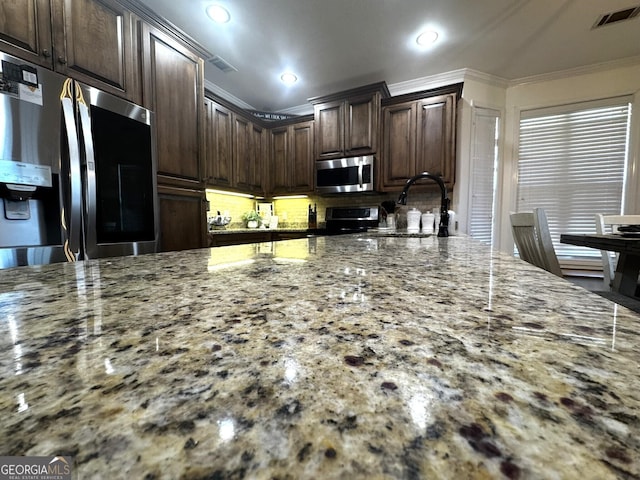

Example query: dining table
[560,233,640,297]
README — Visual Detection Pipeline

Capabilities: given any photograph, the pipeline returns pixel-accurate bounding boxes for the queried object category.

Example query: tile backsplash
[206,189,452,229]
[205,191,255,229]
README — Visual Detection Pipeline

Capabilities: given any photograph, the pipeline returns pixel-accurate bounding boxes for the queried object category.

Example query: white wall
[496,59,640,252]
[447,60,640,253]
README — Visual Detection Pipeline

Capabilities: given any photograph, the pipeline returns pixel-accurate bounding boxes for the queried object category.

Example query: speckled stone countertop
[1,234,639,479]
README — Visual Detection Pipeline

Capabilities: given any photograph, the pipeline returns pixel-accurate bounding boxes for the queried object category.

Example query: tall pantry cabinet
[139,23,207,252]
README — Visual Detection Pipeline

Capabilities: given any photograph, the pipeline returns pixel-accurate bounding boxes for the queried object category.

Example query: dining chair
[510,208,563,277]
[594,214,640,290]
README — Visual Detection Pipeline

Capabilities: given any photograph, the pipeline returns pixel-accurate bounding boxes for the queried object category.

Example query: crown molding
[461,69,509,88]
[210,59,640,117]
[277,104,314,116]
[120,0,211,58]
[388,69,467,96]
[204,79,255,110]
[509,55,640,87]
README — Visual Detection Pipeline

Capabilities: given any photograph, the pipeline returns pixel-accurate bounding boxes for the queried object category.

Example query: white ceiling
[138,0,640,113]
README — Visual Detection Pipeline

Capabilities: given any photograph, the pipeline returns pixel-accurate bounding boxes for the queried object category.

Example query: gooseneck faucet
[397,172,450,237]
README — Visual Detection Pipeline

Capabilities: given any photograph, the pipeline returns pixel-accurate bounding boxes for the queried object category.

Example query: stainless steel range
[325,206,379,234]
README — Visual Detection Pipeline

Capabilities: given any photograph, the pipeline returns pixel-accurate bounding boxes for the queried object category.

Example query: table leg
[612,252,640,297]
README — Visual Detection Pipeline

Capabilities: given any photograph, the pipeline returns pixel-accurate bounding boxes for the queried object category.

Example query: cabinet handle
[42,49,51,58]
[58,56,67,65]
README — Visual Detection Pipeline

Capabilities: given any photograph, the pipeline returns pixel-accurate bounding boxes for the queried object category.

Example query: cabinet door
[314,100,344,160]
[346,93,378,155]
[141,23,204,187]
[0,0,52,67]
[52,0,138,102]
[269,127,289,194]
[248,122,265,194]
[290,121,315,193]
[204,100,233,187]
[233,114,251,190]
[416,94,456,187]
[381,101,417,189]
[157,185,206,252]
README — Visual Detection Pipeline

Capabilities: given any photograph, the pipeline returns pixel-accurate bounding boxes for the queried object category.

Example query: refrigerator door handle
[60,78,82,262]
[76,82,98,259]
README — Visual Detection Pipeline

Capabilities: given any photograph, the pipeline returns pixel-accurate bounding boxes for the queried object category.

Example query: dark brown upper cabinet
[204,98,266,195]
[269,118,315,195]
[380,85,461,192]
[140,22,204,187]
[234,119,266,194]
[310,82,390,160]
[204,99,233,188]
[0,0,139,102]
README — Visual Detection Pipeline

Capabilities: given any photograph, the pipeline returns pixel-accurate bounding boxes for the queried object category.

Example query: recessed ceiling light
[206,4,230,24]
[280,72,298,85]
[416,30,438,46]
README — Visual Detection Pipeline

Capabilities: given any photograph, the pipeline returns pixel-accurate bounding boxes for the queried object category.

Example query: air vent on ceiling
[207,55,238,73]
[593,5,640,28]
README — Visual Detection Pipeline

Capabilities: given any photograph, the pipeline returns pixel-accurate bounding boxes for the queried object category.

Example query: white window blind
[469,108,500,246]
[517,97,631,262]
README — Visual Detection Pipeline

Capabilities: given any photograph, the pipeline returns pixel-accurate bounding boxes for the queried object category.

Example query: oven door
[316,155,374,193]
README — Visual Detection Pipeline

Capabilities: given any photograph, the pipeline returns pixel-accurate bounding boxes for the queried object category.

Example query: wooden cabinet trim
[308,81,390,105]
[118,0,212,59]
[381,83,463,106]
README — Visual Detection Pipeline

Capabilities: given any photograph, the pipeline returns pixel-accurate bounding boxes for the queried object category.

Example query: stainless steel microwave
[315,155,374,193]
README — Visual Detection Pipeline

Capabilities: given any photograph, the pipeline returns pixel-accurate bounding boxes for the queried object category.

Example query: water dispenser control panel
[0,159,52,187]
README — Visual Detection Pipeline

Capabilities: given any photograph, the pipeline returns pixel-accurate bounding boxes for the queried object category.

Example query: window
[516,97,632,265]
[468,108,500,246]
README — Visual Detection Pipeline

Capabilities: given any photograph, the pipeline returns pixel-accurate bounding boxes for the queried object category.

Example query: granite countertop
[1,234,639,479]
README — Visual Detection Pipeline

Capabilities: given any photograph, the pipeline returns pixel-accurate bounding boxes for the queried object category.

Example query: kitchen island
[1,234,638,479]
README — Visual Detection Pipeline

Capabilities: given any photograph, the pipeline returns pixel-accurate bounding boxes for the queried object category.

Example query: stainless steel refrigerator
[0,52,159,269]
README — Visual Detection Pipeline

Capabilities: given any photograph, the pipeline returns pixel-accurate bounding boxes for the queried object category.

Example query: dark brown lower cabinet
[158,185,207,252]
[208,231,311,247]
[208,232,271,247]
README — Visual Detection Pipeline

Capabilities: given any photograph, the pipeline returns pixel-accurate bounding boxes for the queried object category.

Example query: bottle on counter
[308,204,317,229]
[421,211,435,234]
[406,208,421,233]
